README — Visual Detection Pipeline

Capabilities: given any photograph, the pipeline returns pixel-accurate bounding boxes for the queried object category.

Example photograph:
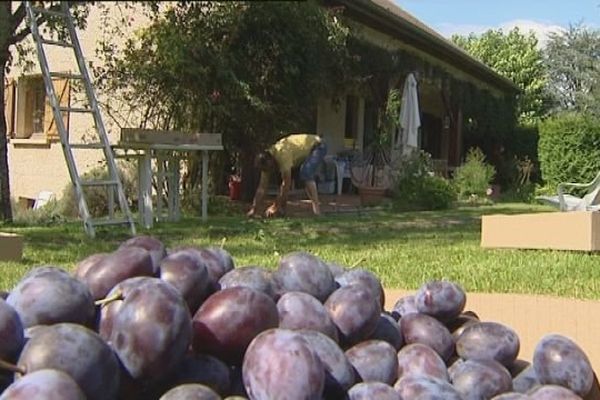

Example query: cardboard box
[0,233,23,262]
[481,211,600,251]
[385,289,600,398]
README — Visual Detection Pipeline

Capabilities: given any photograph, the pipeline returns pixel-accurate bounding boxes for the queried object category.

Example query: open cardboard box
[385,289,600,399]
[481,211,600,251]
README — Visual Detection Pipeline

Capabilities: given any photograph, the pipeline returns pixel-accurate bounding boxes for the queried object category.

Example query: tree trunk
[0,2,13,222]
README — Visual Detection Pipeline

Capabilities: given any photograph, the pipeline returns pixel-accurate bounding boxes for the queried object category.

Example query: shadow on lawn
[2,203,554,266]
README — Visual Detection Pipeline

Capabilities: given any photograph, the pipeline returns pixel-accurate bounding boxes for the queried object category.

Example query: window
[5,75,70,141]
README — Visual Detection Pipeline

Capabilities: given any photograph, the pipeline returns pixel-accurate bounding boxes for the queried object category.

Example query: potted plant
[351,89,401,206]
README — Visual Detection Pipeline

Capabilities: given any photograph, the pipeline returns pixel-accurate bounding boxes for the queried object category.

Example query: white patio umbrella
[396,72,421,154]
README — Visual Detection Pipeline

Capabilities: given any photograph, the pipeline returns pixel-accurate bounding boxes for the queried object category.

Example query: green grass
[2,202,600,300]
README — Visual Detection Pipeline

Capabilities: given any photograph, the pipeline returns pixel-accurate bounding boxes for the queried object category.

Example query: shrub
[12,198,66,226]
[60,162,138,218]
[538,112,600,191]
[391,151,456,211]
[453,147,496,200]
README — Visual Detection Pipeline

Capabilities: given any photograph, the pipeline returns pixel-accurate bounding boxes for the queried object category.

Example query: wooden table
[113,131,223,229]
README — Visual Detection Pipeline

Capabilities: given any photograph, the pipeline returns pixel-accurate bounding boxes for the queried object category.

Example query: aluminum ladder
[25,1,136,238]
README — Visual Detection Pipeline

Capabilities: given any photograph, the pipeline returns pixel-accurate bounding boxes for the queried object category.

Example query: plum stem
[0,359,26,375]
[95,289,124,306]
[220,237,227,249]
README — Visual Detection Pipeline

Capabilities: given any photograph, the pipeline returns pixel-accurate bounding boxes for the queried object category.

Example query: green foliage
[538,112,600,190]
[391,151,456,211]
[96,1,350,148]
[544,24,600,115]
[453,148,496,200]
[59,163,138,218]
[452,27,549,123]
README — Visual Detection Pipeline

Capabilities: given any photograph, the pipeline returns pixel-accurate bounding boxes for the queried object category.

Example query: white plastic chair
[33,191,55,210]
[537,172,600,211]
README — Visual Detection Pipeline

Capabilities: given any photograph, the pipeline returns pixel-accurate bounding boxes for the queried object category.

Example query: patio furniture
[536,171,600,211]
[114,129,223,228]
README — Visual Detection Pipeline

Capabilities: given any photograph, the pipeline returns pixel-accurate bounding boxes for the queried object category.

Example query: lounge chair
[537,172,600,211]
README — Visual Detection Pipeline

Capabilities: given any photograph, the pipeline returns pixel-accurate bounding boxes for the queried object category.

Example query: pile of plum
[0,235,596,399]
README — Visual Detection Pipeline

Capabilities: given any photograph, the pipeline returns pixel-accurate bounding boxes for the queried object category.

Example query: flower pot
[358,186,387,207]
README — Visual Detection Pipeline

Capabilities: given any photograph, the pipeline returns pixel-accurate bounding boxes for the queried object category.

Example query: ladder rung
[89,218,132,227]
[30,6,67,18]
[60,107,94,113]
[80,180,118,187]
[49,72,83,80]
[40,38,73,48]
[70,143,106,149]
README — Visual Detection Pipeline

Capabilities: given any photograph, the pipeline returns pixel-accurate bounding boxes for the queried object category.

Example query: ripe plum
[414,280,466,322]
[242,329,324,400]
[274,251,335,302]
[324,284,381,347]
[192,287,278,364]
[7,267,95,328]
[345,340,398,384]
[277,291,338,342]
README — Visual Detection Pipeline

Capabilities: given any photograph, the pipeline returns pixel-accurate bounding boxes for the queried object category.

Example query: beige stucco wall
[7,3,150,200]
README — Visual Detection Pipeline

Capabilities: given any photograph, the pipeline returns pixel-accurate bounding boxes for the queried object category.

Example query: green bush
[538,112,600,191]
[453,147,496,200]
[60,162,138,218]
[391,151,456,211]
[12,198,66,226]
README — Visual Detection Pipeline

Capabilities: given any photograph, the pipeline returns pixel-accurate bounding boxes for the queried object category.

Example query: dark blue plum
[414,280,466,322]
[160,250,211,313]
[103,277,192,380]
[17,323,119,400]
[345,340,398,385]
[274,251,335,302]
[242,329,325,400]
[324,284,381,347]
[277,291,338,342]
[7,266,95,328]
[533,334,594,397]
[0,369,85,400]
[219,266,275,299]
[192,287,278,364]
[348,382,400,400]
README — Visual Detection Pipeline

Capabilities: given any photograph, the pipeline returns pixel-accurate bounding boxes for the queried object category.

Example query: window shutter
[44,77,70,141]
[3,78,15,138]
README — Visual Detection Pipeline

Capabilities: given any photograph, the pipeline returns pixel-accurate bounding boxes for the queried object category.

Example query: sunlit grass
[1,202,599,300]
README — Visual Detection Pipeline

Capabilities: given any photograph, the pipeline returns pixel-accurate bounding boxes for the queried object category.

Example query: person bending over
[247,133,327,218]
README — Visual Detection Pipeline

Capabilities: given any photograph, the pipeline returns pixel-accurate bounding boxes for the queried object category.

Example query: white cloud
[434,19,566,48]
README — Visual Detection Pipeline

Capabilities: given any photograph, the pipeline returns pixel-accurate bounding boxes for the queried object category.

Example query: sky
[394,0,600,47]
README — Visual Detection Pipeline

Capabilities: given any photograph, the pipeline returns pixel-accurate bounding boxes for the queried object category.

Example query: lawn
[1,202,600,300]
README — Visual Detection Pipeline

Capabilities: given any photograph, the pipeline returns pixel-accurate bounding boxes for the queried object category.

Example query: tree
[0,1,90,222]
[452,28,549,123]
[544,24,600,114]
[96,1,351,200]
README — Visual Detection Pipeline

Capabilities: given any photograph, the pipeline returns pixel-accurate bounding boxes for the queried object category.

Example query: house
[4,3,150,202]
[4,1,517,203]
[317,0,518,180]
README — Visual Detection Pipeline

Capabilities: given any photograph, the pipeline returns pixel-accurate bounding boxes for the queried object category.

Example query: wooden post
[139,151,153,228]
[201,150,208,221]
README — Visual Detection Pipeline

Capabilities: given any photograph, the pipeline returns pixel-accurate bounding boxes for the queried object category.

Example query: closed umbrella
[396,73,421,154]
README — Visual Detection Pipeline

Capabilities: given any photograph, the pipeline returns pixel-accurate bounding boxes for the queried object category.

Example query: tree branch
[10,2,25,32]
[8,3,64,46]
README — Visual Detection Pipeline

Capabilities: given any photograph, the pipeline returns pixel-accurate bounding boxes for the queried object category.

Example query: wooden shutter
[3,78,15,138]
[44,77,70,141]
